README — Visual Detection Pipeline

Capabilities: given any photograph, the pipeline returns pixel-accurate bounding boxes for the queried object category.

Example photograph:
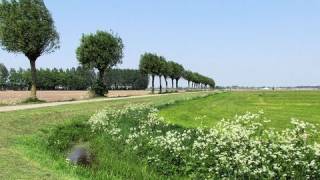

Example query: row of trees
[105,69,148,90]
[0,64,148,91]
[0,0,60,99]
[0,0,125,98]
[0,0,215,99]
[139,53,215,93]
[5,67,94,90]
[183,71,215,89]
[0,63,9,89]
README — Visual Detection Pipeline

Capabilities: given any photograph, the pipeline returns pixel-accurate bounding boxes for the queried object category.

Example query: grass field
[0,92,209,179]
[1,90,320,179]
[160,91,320,130]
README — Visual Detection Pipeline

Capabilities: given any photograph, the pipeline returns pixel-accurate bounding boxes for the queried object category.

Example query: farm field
[0,90,153,105]
[0,92,209,179]
[1,90,320,179]
[160,90,320,130]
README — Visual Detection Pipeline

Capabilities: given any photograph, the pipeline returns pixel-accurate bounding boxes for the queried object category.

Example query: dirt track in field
[0,90,151,105]
[0,91,201,112]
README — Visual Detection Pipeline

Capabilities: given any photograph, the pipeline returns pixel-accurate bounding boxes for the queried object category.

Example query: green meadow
[1,90,320,179]
[160,91,320,130]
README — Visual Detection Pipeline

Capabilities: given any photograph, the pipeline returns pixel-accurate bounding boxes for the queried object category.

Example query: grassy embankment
[2,90,320,179]
[0,92,210,179]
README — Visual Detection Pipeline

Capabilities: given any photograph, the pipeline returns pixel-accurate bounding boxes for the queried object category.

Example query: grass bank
[0,92,210,179]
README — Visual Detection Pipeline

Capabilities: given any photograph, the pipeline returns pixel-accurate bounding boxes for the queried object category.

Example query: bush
[21,97,46,104]
[92,79,108,96]
[47,121,91,152]
[88,105,320,179]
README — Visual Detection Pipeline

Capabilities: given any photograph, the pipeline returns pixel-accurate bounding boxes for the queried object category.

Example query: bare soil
[0,90,151,105]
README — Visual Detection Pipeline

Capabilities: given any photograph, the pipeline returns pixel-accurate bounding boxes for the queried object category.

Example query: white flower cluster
[88,104,320,179]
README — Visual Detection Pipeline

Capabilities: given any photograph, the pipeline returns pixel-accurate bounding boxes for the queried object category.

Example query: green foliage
[0,0,59,98]
[139,52,162,93]
[0,63,8,89]
[47,121,91,152]
[173,63,184,81]
[6,66,95,90]
[167,61,177,80]
[87,104,320,179]
[21,97,46,104]
[76,30,124,96]
[105,69,149,90]
[139,52,215,91]
[91,79,107,97]
[0,91,208,179]
[0,0,59,59]
[76,30,124,72]
[158,56,168,77]
[182,71,215,89]
[5,67,150,91]
[167,61,184,88]
[139,52,161,76]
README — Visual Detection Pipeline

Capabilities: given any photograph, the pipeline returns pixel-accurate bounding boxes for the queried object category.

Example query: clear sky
[1,0,320,87]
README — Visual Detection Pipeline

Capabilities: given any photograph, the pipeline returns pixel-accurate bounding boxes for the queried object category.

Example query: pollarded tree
[191,72,200,89]
[139,53,160,94]
[172,63,184,90]
[76,30,124,96]
[208,78,215,89]
[167,61,176,89]
[0,0,59,99]
[158,56,167,93]
[0,63,8,89]
[183,70,193,89]
[161,60,170,92]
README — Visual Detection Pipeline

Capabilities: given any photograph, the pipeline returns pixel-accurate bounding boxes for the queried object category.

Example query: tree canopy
[139,53,161,93]
[139,53,161,76]
[139,52,215,92]
[0,63,8,89]
[105,69,149,90]
[0,0,60,59]
[76,30,124,96]
[0,0,59,98]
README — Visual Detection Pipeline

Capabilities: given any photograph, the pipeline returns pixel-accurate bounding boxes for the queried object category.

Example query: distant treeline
[0,64,148,91]
[105,69,149,90]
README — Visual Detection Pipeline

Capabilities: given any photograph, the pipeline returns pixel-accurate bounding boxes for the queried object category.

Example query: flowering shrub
[88,104,320,179]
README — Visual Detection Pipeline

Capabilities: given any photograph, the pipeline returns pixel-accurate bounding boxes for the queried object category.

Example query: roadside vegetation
[1,0,318,179]
[16,91,320,179]
[1,67,148,91]
[1,91,318,179]
[0,92,209,179]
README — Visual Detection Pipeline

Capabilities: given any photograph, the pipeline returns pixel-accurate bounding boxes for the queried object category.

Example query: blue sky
[1,0,320,86]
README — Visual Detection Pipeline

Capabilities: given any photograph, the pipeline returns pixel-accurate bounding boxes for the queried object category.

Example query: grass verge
[0,91,211,179]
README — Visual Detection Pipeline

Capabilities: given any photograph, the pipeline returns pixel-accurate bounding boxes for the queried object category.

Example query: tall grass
[23,101,320,179]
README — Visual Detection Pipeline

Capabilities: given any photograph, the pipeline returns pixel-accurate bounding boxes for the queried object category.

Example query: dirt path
[0,92,195,112]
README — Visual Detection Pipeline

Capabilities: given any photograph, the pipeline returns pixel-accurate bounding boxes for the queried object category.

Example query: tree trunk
[171,78,174,89]
[159,76,162,94]
[152,75,155,94]
[165,78,168,92]
[29,59,37,99]
[98,70,104,82]
[176,79,179,90]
